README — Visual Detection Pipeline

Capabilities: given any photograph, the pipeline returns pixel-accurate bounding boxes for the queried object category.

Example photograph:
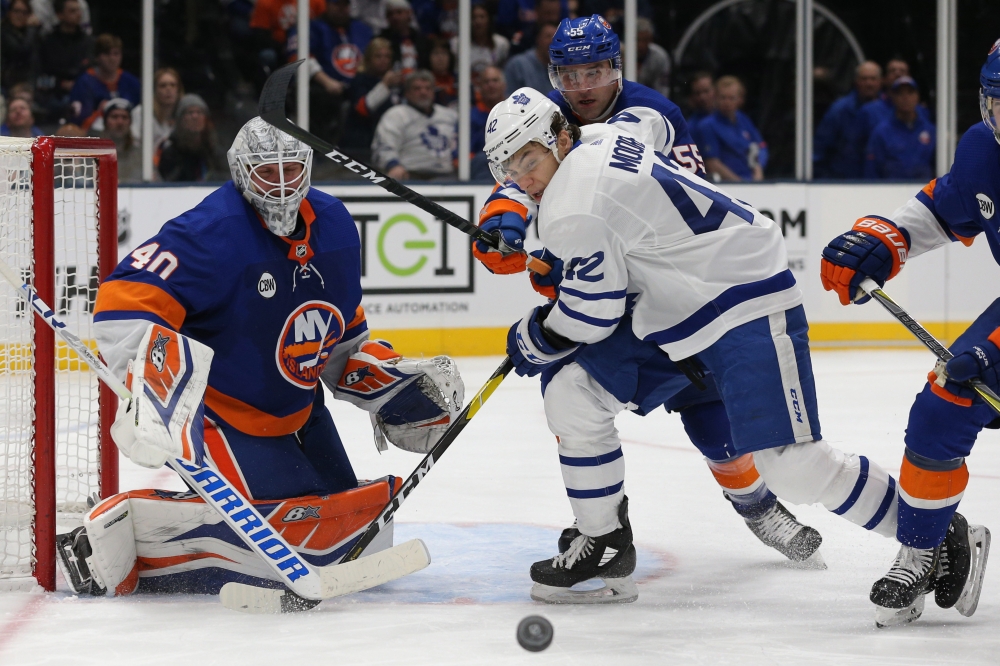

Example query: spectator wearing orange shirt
[251,0,326,44]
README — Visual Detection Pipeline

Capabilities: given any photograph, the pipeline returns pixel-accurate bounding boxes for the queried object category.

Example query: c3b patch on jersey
[143,326,184,404]
[276,301,345,389]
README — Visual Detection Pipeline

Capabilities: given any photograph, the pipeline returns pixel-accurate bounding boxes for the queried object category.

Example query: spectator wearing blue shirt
[854,59,931,160]
[504,21,557,95]
[698,75,767,182]
[69,34,141,133]
[863,76,935,180]
[685,71,714,149]
[0,98,42,138]
[342,37,403,163]
[813,60,882,179]
[470,65,507,180]
[498,0,568,48]
[288,0,372,141]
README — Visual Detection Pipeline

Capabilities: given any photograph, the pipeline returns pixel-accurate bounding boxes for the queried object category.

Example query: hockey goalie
[56,117,464,597]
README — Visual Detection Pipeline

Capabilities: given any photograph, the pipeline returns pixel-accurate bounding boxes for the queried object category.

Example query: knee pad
[544,363,623,448]
[754,440,898,537]
[84,494,139,596]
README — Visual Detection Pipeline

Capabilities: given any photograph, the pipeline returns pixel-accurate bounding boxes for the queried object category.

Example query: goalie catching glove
[109,324,214,469]
[334,340,464,453]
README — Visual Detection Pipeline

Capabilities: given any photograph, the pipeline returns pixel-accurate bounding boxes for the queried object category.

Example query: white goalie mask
[228,117,313,236]
[483,87,565,186]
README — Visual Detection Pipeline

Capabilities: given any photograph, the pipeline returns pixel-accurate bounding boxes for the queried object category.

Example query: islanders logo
[275,301,345,389]
[332,43,362,79]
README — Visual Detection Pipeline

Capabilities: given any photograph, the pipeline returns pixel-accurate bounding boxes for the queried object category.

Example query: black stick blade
[258,61,300,127]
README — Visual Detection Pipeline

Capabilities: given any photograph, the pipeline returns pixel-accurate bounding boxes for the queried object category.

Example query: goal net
[0,137,118,591]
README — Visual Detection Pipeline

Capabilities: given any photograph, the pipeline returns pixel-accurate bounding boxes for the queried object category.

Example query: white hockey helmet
[483,88,565,185]
[228,117,313,236]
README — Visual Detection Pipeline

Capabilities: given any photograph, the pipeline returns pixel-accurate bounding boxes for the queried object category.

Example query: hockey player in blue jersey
[484,87,905,609]
[473,14,824,571]
[820,40,999,627]
[54,117,464,597]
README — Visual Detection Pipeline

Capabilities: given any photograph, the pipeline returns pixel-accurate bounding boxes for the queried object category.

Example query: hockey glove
[507,304,580,377]
[821,215,910,305]
[528,248,564,300]
[472,211,529,274]
[110,324,213,469]
[928,329,1000,406]
[334,340,465,453]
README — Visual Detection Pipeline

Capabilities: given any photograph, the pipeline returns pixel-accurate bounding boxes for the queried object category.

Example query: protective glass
[489,140,550,186]
[981,90,1000,144]
[548,58,622,92]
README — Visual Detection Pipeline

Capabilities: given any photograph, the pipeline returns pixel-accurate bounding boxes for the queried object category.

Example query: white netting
[0,141,105,587]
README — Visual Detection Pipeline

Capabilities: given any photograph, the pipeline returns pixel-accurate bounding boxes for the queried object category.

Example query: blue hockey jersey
[94,183,368,438]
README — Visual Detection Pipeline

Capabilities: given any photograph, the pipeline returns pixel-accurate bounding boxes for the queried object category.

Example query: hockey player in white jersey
[484,89,902,605]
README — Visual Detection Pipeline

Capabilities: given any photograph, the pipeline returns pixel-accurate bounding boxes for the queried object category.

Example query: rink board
[111,181,1000,354]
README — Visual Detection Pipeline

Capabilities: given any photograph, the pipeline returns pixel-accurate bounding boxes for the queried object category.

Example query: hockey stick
[219,356,514,613]
[858,278,1000,415]
[0,259,430,607]
[258,61,550,276]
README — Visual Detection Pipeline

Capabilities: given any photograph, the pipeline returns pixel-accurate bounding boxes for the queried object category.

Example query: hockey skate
[55,526,106,596]
[933,512,991,617]
[744,501,825,568]
[870,542,938,627]
[531,496,638,604]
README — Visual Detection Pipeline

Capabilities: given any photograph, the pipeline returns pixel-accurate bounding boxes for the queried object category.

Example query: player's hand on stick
[473,211,529,274]
[507,304,580,377]
[820,215,909,305]
[936,331,1000,404]
[334,340,465,453]
[109,324,213,469]
[528,249,563,299]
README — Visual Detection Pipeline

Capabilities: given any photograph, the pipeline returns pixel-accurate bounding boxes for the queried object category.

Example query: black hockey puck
[516,615,553,652]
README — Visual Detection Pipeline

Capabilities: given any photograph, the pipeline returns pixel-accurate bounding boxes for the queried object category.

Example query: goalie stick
[0,258,430,607]
[258,60,551,276]
[858,278,1000,415]
[219,356,514,613]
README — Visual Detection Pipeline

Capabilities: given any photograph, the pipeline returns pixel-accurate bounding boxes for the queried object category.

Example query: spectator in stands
[0,98,43,137]
[343,37,402,162]
[38,0,93,122]
[288,0,373,142]
[470,65,506,180]
[863,76,935,181]
[414,0,458,39]
[686,71,715,127]
[131,67,184,150]
[379,0,429,75]
[504,21,557,95]
[635,17,669,98]
[69,33,141,132]
[351,0,389,33]
[2,0,40,91]
[8,82,36,104]
[855,58,931,163]
[454,3,510,74]
[698,75,767,182]
[30,0,90,35]
[250,0,325,77]
[55,122,85,136]
[813,60,882,179]
[98,97,141,183]
[157,94,224,182]
[372,70,458,180]
[507,0,564,56]
[497,0,567,44]
[429,39,457,107]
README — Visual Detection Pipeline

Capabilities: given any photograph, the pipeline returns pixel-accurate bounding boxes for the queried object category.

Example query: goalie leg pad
[82,494,140,596]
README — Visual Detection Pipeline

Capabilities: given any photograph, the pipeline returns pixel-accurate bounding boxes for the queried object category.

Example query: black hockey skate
[870,543,938,627]
[530,496,638,604]
[744,501,825,568]
[55,526,106,596]
[934,512,991,616]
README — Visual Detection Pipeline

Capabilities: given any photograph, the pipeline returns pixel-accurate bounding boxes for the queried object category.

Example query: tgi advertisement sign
[342,195,476,295]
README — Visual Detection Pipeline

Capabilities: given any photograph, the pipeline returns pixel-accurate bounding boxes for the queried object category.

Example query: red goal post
[0,136,119,592]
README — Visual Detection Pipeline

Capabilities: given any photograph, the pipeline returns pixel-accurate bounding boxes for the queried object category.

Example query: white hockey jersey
[539,108,801,359]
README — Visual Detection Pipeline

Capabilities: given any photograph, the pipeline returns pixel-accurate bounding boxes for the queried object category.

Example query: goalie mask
[228,117,313,236]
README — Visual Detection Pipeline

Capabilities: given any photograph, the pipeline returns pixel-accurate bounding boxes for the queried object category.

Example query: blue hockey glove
[943,331,1000,396]
[472,211,529,274]
[528,249,564,300]
[821,216,909,305]
[506,304,580,377]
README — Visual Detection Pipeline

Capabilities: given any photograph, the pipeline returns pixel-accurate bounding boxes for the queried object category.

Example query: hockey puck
[516,615,553,652]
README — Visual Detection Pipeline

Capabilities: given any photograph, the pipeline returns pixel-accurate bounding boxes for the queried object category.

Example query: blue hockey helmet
[548,14,623,99]
[981,38,1000,145]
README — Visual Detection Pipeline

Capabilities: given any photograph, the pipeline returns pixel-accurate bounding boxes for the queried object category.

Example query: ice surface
[1,351,998,665]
